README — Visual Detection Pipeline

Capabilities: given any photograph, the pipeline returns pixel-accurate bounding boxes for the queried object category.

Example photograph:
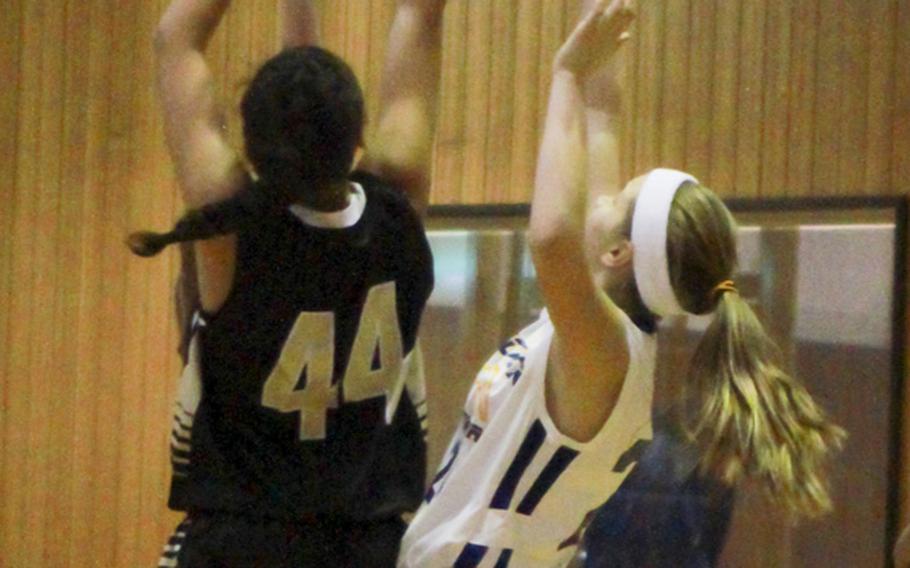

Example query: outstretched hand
[554,0,635,77]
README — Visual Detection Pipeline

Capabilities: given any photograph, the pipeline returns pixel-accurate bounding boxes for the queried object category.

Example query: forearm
[155,0,231,53]
[282,0,319,48]
[584,53,623,194]
[378,2,445,109]
[363,0,446,214]
[530,70,589,248]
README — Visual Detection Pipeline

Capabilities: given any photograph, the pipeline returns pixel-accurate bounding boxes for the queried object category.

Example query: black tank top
[167,172,434,520]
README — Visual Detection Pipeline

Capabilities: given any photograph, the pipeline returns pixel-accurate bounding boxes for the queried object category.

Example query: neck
[296,180,352,212]
[607,276,658,334]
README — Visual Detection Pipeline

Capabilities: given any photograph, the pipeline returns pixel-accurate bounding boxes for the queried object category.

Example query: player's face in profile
[584,175,645,269]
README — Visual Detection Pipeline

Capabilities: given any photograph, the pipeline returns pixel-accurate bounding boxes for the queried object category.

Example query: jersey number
[261,282,404,441]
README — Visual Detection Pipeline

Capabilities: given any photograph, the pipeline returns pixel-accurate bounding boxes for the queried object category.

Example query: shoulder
[352,170,423,225]
[352,170,432,271]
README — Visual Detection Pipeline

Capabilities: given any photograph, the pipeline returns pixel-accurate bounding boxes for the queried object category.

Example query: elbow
[528,208,588,273]
[154,14,198,57]
[528,225,558,253]
[153,23,179,57]
[528,200,585,254]
[528,221,579,259]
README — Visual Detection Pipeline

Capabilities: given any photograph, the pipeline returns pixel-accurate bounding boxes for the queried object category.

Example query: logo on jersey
[461,412,484,442]
[465,336,529,424]
[499,337,528,384]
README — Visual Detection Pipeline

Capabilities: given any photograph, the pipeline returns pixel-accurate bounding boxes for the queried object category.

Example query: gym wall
[0,1,907,566]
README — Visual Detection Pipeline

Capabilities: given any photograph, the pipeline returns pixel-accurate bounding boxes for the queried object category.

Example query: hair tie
[712,279,737,299]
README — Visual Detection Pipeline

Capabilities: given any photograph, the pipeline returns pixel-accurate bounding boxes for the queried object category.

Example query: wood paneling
[1,1,909,566]
[0,0,279,565]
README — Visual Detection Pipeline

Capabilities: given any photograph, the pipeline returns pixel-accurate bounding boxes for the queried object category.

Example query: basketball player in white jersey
[399,1,844,566]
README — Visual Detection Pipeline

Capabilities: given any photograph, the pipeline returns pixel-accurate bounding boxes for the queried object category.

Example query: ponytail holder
[126,230,179,257]
[712,279,737,299]
[631,168,699,317]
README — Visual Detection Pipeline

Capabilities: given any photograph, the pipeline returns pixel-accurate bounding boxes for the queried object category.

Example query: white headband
[631,168,698,317]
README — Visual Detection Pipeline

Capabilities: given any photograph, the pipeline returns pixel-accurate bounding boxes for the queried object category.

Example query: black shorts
[158,512,407,567]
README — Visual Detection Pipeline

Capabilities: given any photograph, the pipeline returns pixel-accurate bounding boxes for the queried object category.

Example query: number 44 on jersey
[261,282,406,441]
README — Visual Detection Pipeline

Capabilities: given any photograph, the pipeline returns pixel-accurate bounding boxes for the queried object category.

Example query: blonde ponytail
[682,290,845,516]
[661,182,846,517]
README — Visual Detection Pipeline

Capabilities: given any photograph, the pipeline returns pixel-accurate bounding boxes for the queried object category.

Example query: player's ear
[351,146,365,170]
[599,239,632,269]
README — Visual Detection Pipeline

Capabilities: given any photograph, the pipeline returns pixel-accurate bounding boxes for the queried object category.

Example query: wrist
[552,66,584,82]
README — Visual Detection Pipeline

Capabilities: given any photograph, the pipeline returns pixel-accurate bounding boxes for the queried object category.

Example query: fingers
[582,0,634,35]
[604,1,635,23]
[581,0,611,27]
[602,1,636,38]
[603,0,632,18]
[592,0,635,28]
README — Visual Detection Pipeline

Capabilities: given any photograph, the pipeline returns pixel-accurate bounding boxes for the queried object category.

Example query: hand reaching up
[554,0,635,78]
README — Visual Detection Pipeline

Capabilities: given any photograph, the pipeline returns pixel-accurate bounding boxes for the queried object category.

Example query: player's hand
[553,0,635,78]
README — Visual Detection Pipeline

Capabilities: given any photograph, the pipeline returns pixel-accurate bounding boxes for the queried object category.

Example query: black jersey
[167,172,434,521]
[582,430,734,567]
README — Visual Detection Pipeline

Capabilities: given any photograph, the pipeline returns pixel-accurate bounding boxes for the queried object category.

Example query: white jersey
[399,310,656,568]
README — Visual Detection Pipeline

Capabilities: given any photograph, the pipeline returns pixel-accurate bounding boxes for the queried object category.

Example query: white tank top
[399,310,656,567]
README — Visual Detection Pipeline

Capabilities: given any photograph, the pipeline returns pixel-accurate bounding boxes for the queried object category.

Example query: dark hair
[128,46,364,257]
[241,45,364,192]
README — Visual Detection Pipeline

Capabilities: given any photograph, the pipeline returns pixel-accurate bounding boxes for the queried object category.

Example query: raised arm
[528,0,635,440]
[281,0,320,48]
[155,0,248,312]
[359,0,447,216]
[582,0,625,196]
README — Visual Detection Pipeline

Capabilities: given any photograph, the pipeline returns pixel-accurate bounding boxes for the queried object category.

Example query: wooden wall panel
[895,1,910,192]
[53,2,90,564]
[814,0,845,195]
[864,0,896,193]
[0,0,21,562]
[660,0,689,169]
[836,1,869,193]
[0,0,280,565]
[633,0,665,172]
[786,0,818,198]
[2,1,910,566]
[6,0,40,562]
[485,0,516,203]
[508,0,542,201]
[461,0,493,202]
[435,0,469,203]
[734,0,764,198]
[760,1,791,196]
[708,0,739,194]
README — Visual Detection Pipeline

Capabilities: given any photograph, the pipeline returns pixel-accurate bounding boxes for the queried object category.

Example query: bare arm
[529,0,634,441]
[583,6,625,197]
[582,0,626,196]
[359,0,446,217]
[155,0,248,312]
[281,0,320,48]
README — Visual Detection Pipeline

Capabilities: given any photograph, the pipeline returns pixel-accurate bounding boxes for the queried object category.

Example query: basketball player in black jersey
[133,1,447,566]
